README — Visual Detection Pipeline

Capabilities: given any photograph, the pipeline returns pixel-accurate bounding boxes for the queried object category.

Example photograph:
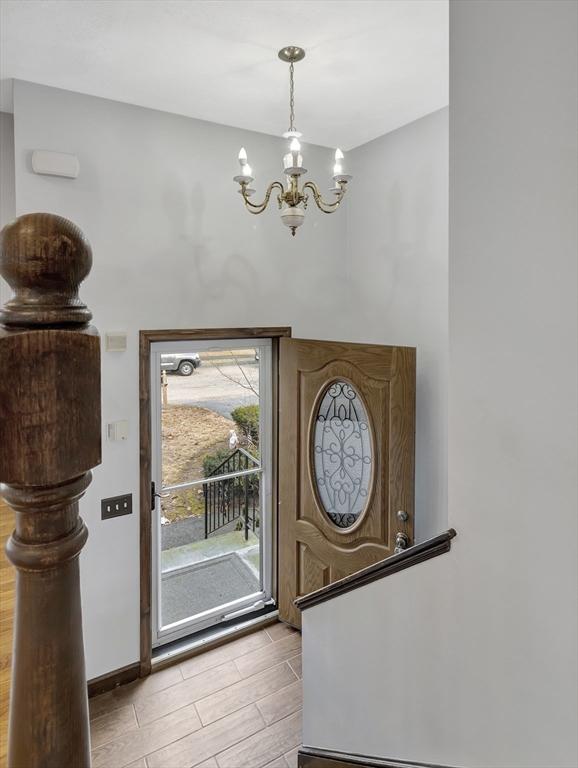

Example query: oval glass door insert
[312,380,373,529]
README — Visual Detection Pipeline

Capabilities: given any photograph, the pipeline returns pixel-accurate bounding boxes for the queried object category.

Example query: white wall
[0,111,15,302]
[0,112,15,228]
[302,1,578,766]
[348,109,448,540]
[12,80,350,679]
[10,79,449,679]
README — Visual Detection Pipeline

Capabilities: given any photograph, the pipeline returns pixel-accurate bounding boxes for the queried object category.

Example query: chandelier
[233,45,352,236]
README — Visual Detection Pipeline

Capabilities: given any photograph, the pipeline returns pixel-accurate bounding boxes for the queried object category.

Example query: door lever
[151,481,170,510]
[394,531,410,554]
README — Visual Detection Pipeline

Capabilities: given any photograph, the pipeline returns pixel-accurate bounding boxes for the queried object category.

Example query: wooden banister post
[0,213,101,768]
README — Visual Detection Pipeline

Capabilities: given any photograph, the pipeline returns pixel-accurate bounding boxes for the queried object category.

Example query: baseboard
[298,747,458,768]
[88,613,280,697]
[87,661,141,698]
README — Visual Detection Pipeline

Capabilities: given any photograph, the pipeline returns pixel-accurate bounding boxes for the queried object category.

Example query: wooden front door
[278,338,416,627]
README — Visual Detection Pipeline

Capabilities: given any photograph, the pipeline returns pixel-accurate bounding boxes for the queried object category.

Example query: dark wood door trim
[139,326,291,676]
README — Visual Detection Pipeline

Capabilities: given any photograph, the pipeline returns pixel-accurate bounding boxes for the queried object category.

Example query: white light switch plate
[105,332,128,352]
[107,420,129,442]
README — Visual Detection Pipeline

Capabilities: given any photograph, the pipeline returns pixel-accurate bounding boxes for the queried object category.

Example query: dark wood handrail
[295,529,457,611]
[0,213,100,767]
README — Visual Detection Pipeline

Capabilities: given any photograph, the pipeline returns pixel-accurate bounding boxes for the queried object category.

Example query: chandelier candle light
[233,46,352,236]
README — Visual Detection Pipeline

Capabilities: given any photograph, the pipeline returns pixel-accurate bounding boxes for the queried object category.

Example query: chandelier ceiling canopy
[233,46,352,236]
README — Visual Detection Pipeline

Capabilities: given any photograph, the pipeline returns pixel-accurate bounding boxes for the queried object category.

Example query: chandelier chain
[289,61,295,132]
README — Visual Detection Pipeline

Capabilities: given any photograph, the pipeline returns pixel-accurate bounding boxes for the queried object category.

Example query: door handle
[150,481,171,510]
[394,531,410,554]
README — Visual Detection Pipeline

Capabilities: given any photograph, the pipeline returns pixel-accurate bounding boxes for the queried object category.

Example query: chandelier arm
[302,181,346,214]
[241,181,285,214]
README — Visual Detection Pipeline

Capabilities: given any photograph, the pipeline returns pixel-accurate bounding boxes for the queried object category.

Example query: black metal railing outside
[203,448,260,540]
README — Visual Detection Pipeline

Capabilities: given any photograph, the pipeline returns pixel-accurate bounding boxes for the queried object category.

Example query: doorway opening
[150,337,274,647]
[139,328,415,671]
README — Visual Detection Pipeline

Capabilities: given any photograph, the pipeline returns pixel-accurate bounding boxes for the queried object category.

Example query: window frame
[150,337,273,648]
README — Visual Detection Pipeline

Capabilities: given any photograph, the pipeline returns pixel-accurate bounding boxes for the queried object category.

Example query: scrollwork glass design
[312,380,373,529]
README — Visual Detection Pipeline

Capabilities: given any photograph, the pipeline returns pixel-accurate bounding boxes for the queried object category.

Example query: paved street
[165,359,259,419]
[161,514,206,550]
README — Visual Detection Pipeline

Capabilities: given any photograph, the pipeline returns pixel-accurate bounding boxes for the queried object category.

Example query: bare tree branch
[207,350,259,398]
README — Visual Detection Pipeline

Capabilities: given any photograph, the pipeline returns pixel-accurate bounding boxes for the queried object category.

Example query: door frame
[139,327,291,676]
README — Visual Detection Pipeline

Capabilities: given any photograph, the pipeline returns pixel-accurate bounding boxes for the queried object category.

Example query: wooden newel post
[0,213,101,768]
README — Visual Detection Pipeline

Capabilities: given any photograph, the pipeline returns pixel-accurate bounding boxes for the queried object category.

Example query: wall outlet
[101,494,132,520]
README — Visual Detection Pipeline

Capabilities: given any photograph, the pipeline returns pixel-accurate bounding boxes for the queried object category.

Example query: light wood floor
[89,623,302,768]
[0,499,15,768]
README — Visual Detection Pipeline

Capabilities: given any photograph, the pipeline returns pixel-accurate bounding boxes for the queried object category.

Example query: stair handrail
[295,529,457,611]
[206,446,260,477]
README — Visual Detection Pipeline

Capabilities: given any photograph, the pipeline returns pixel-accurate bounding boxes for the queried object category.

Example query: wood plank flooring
[0,500,300,767]
[0,498,15,768]
[90,624,302,768]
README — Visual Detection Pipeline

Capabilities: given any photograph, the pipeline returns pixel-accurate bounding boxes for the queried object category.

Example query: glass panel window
[159,476,261,627]
[152,339,271,646]
[312,380,373,529]
[161,347,261,489]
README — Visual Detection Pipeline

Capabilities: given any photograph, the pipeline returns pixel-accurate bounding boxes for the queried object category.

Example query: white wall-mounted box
[31,150,79,178]
[105,332,128,352]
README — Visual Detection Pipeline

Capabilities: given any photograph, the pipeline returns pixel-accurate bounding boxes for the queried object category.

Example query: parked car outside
[161,353,201,376]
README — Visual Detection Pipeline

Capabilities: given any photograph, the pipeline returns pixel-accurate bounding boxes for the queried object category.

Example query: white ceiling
[0,0,448,150]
